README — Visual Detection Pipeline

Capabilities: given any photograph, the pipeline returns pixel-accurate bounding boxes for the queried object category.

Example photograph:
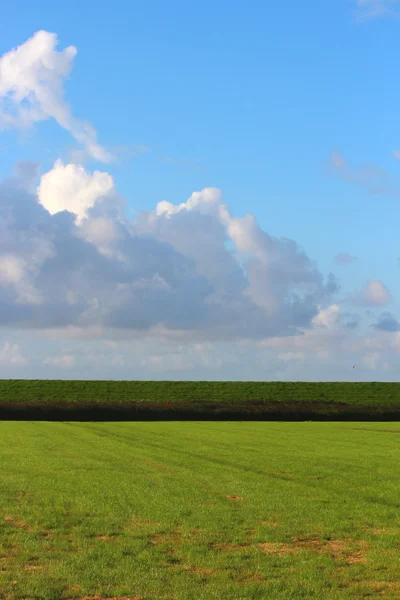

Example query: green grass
[1,421,400,599]
[1,380,400,405]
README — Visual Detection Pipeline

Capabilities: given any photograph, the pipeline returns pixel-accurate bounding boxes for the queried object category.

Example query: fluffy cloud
[37,160,117,223]
[1,30,398,380]
[351,280,390,306]
[0,30,111,162]
[0,161,340,341]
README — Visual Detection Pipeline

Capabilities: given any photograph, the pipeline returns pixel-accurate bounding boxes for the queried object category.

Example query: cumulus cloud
[354,0,400,20]
[1,30,396,380]
[334,252,357,265]
[37,160,118,223]
[0,30,112,162]
[351,280,390,306]
[0,161,340,341]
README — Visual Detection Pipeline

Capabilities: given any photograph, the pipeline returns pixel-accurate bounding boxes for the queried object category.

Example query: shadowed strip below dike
[0,402,399,421]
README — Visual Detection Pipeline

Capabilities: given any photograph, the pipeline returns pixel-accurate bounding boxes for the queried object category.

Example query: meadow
[1,421,399,599]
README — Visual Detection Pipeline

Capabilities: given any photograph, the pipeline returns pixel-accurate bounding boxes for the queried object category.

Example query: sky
[0,0,399,380]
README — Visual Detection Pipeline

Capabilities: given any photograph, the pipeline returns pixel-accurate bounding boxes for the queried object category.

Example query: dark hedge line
[1,400,400,421]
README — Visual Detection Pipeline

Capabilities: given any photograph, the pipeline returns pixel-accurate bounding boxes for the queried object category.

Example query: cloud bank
[0,160,339,343]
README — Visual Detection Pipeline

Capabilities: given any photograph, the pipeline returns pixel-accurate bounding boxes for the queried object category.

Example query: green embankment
[1,379,400,405]
[0,380,400,420]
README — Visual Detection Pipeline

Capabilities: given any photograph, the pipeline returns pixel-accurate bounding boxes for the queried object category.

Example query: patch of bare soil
[226,496,243,501]
[235,571,268,583]
[361,580,400,594]
[75,597,143,600]
[3,515,31,531]
[259,537,368,564]
[94,535,118,542]
[212,542,251,552]
[150,530,183,547]
[365,527,399,536]
[258,542,296,556]
[128,517,159,528]
[150,529,185,560]
[188,528,203,535]
[23,564,43,571]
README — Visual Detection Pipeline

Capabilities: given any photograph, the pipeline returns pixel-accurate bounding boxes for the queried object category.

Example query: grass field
[1,421,400,599]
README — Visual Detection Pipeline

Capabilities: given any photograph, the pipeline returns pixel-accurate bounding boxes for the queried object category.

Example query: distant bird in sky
[353,365,355,368]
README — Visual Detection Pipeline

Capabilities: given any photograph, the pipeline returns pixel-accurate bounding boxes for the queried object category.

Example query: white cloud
[352,279,390,306]
[0,342,26,366]
[1,31,398,381]
[362,352,381,370]
[354,0,400,20]
[0,30,112,162]
[43,354,75,368]
[312,304,341,330]
[0,163,340,340]
[328,151,391,194]
[37,160,116,223]
[254,302,400,378]
[3,318,400,379]
[0,253,44,306]
[155,187,223,218]
[278,352,305,362]
[0,254,25,284]
[79,217,122,250]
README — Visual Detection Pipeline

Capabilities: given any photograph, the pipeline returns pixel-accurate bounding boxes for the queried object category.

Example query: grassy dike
[1,380,400,420]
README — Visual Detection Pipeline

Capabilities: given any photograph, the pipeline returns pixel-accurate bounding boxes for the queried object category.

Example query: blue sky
[0,0,399,380]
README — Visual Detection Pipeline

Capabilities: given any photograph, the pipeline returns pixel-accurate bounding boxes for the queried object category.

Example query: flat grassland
[1,380,400,420]
[1,421,399,599]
